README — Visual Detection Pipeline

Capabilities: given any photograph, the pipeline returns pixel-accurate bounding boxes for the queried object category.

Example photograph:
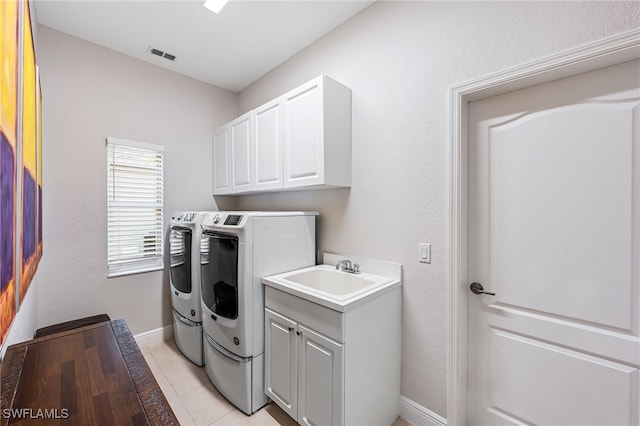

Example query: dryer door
[201,232,239,319]
[170,226,192,294]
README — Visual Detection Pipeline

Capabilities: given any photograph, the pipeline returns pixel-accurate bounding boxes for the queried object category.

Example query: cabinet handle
[288,326,294,332]
[296,331,301,336]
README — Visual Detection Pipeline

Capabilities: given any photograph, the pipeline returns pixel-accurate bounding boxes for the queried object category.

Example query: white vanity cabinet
[263,284,401,426]
[265,307,343,426]
[212,75,351,195]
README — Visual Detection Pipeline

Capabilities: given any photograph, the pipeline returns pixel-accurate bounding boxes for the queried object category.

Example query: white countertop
[262,254,402,312]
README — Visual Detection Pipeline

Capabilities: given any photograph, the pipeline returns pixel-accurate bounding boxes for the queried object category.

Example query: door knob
[470,282,495,296]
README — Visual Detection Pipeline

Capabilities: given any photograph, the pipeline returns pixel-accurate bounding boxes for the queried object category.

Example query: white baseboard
[400,396,447,426]
[133,324,174,348]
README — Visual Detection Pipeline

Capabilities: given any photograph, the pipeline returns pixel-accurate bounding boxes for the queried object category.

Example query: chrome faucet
[335,259,360,274]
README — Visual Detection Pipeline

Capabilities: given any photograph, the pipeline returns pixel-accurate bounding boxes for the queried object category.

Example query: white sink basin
[284,268,378,296]
[263,263,400,311]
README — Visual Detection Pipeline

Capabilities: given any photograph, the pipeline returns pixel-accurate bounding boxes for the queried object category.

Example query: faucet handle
[336,259,352,271]
[336,259,360,274]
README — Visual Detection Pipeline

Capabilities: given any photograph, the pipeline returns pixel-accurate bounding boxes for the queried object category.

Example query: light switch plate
[419,243,431,263]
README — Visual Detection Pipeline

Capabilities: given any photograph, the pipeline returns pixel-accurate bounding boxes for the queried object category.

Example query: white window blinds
[106,137,164,277]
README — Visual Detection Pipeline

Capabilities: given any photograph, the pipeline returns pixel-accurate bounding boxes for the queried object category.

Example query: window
[106,137,164,277]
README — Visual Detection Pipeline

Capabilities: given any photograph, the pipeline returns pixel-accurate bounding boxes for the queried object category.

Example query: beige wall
[234,1,640,418]
[34,26,237,336]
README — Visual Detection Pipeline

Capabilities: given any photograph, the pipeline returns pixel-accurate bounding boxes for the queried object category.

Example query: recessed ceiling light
[203,0,229,14]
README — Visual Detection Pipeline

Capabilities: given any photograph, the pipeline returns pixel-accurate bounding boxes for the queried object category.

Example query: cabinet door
[254,99,283,191]
[264,308,298,419]
[283,78,324,188]
[230,113,253,192]
[213,126,230,194]
[298,324,344,426]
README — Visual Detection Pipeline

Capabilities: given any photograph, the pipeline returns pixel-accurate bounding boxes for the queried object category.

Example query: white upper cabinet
[283,75,351,190]
[283,80,322,187]
[213,112,253,194]
[212,126,231,194]
[254,98,284,191]
[212,75,351,195]
[230,112,253,192]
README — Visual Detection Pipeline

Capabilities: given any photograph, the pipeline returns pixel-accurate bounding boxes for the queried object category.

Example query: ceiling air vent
[147,46,177,62]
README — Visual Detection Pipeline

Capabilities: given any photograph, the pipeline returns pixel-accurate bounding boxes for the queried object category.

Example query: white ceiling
[35,0,374,92]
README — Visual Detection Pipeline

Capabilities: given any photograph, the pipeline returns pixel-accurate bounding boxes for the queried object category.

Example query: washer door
[170,226,192,294]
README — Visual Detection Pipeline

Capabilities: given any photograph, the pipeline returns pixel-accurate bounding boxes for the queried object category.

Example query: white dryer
[200,211,317,415]
[170,211,212,366]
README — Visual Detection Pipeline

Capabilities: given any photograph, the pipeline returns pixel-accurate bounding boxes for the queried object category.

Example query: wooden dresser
[1,319,178,425]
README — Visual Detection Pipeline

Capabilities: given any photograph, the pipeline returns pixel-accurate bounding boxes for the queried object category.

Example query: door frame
[447,28,640,426]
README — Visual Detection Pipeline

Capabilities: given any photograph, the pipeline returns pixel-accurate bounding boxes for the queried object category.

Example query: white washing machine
[200,211,317,415]
[170,211,212,366]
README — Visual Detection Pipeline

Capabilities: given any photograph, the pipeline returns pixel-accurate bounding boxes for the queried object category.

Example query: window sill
[107,264,164,278]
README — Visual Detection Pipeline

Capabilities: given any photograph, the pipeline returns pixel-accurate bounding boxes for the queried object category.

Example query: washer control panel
[171,211,197,222]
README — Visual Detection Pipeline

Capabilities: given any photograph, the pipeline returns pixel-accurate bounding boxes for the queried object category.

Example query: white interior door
[467,59,640,425]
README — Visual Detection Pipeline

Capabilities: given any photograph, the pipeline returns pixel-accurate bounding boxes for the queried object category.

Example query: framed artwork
[1,0,42,347]
[1,0,18,346]
[19,0,38,303]
[37,67,42,265]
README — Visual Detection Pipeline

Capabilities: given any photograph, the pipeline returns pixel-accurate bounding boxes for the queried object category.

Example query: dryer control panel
[211,213,244,227]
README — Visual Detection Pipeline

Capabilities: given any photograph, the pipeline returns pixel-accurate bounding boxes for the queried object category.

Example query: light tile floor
[141,340,412,426]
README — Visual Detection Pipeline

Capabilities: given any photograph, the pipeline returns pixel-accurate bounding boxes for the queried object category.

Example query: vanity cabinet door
[213,126,231,195]
[264,308,298,419]
[298,324,344,426]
